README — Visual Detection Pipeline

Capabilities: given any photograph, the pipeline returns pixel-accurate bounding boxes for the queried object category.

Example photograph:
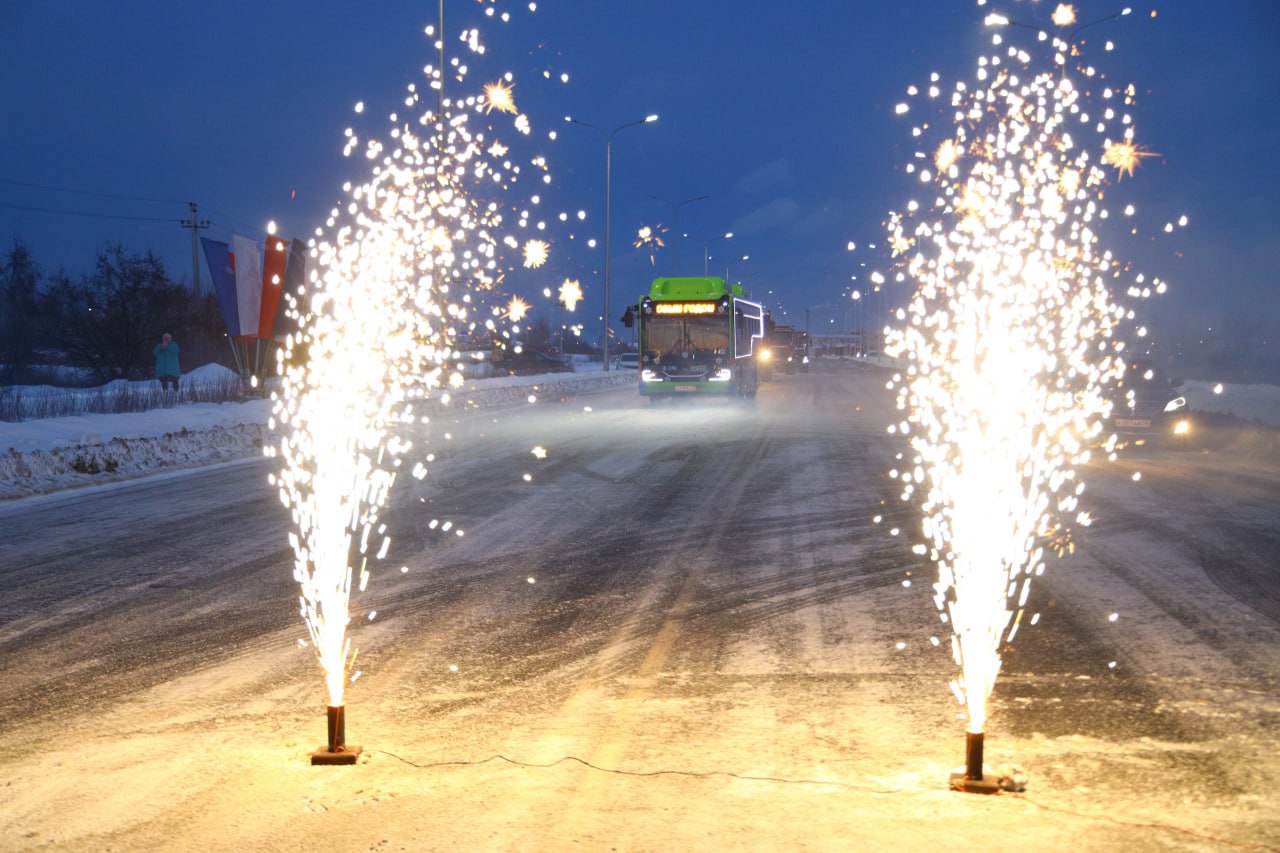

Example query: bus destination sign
[654,301,718,315]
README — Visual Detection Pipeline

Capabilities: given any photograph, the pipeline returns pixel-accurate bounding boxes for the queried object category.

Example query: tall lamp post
[650,194,709,274]
[702,231,733,276]
[565,113,659,371]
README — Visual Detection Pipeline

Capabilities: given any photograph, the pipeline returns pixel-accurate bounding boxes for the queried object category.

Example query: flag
[231,234,263,339]
[275,238,308,341]
[201,237,240,338]
[258,234,288,339]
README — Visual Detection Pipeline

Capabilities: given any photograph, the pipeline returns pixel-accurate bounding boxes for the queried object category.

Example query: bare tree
[0,239,42,383]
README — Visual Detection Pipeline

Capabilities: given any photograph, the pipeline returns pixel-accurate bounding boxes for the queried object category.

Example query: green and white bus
[620,277,765,401]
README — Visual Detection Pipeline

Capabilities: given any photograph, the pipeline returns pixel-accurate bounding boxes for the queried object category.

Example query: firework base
[310,744,363,765]
[949,771,1001,794]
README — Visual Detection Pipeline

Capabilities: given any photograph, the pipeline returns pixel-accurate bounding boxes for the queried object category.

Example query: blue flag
[201,237,240,338]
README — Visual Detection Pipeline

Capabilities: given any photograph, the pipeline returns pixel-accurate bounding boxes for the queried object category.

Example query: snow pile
[0,368,632,499]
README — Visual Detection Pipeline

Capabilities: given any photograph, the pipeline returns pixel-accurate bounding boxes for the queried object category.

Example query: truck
[766,324,810,374]
[620,277,765,401]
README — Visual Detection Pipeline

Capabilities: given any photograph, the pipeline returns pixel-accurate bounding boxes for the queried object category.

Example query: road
[1,361,1277,851]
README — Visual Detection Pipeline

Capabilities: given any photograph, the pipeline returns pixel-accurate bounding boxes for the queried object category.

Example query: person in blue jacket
[153,332,181,391]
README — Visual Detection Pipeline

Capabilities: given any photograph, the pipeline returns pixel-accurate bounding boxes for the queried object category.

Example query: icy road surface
[1,361,1277,851]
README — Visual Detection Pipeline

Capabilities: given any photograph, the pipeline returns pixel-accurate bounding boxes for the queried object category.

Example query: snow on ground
[0,364,633,499]
[1,360,1276,501]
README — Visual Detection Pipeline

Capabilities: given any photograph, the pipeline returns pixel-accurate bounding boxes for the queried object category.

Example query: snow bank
[0,369,632,499]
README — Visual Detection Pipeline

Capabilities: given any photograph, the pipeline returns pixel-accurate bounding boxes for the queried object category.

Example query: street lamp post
[702,231,733,276]
[725,254,749,284]
[566,113,659,372]
[650,194,709,274]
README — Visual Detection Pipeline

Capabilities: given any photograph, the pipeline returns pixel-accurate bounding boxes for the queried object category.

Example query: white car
[612,352,640,370]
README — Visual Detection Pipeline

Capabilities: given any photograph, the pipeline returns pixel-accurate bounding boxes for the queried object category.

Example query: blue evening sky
[2,1,1277,347]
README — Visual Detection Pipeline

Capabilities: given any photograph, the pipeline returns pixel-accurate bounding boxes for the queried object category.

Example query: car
[612,352,640,370]
[1106,358,1191,446]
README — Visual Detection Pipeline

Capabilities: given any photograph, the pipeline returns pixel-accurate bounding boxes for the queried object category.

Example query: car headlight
[1174,419,1190,435]
[1164,396,1187,413]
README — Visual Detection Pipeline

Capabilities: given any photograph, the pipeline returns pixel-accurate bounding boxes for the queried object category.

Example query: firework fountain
[883,3,1164,791]
[266,3,564,764]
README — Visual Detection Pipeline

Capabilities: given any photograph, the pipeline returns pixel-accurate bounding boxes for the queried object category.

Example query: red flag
[259,234,288,339]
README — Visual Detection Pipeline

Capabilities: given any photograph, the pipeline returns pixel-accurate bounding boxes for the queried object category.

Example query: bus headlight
[710,368,732,382]
[641,369,661,381]
[759,349,772,362]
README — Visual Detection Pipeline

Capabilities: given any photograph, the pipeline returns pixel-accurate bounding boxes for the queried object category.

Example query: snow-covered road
[1,361,1277,850]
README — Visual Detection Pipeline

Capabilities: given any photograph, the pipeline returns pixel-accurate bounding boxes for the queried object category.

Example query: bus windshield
[644,315,729,369]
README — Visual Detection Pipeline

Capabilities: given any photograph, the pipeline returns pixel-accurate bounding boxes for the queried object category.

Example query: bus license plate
[674,385,697,392]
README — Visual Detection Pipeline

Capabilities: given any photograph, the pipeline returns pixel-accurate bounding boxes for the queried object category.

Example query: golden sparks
[1103,138,1158,180]
[522,239,550,268]
[634,223,667,266]
[506,296,530,322]
[484,80,518,114]
[1051,4,1077,28]
[269,3,556,708]
[935,138,961,172]
[558,278,584,311]
[884,13,1162,733]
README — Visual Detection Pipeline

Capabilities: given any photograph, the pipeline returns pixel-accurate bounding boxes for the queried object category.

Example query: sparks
[484,80,518,114]
[1103,138,1158,180]
[885,14,1159,735]
[271,1,558,709]
[506,296,530,322]
[935,138,961,172]
[634,223,667,266]
[558,278,583,311]
[523,239,550,268]
[1051,4,1077,27]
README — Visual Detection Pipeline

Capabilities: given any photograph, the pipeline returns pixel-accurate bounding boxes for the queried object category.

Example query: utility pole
[179,202,211,295]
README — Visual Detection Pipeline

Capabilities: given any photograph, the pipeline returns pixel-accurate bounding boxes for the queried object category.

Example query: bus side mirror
[621,306,635,328]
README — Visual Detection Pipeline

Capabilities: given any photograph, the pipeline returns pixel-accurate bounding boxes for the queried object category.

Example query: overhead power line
[0,178,188,207]
[0,201,179,223]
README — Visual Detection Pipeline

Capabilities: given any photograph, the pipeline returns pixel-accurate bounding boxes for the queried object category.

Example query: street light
[702,231,733,276]
[565,113,659,372]
[650,194,709,274]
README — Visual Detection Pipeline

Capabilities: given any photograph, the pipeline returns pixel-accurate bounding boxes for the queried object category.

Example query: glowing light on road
[268,5,555,709]
[885,11,1163,735]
